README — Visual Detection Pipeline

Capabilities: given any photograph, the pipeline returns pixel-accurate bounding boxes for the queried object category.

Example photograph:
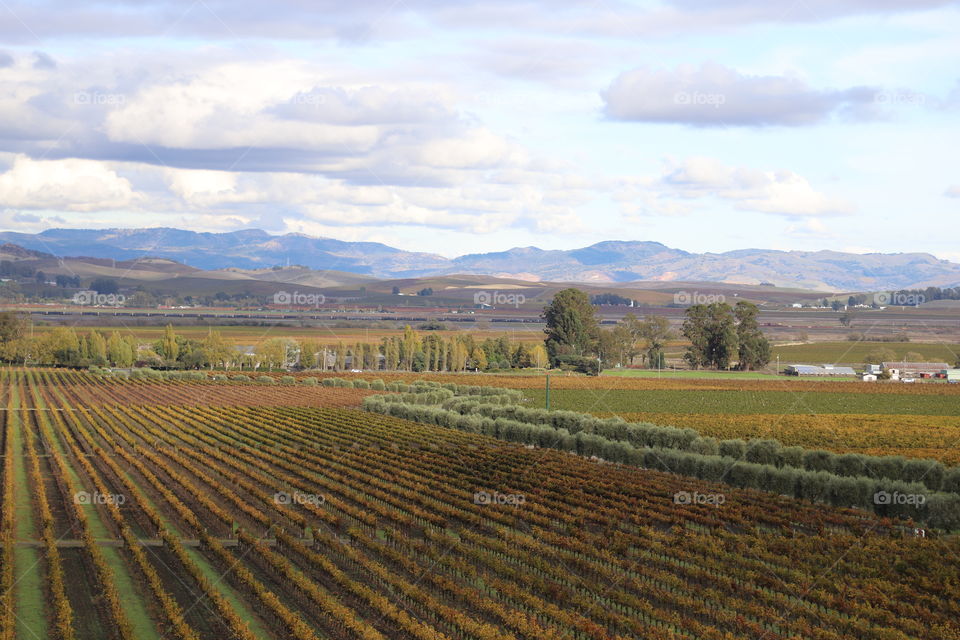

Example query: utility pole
[545,374,550,411]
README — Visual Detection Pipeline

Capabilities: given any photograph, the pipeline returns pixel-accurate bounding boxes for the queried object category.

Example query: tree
[391,286,400,295]
[839,310,856,327]
[529,344,549,368]
[157,325,180,362]
[258,338,298,369]
[681,305,710,369]
[865,347,896,365]
[542,288,599,362]
[628,314,672,369]
[89,278,119,294]
[200,331,234,369]
[46,327,81,366]
[88,330,108,365]
[0,312,26,345]
[682,303,738,369]
[449,340,469,372]
[734,301,770,370]
[129,291,156,308]
[400,326,421,371]
[106,331,134,367]
[470,346,488,371]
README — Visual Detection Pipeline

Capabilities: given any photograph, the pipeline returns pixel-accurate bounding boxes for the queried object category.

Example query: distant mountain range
[1,227,958,292]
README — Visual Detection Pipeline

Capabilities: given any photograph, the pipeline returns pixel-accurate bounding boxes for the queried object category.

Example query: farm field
[770,341,960,365]
[595,412,960,465]
[524,381,960,462]
[523,388,960,416]
[258,370,960,394]
[1,368,958,639]
[603,369,781,379]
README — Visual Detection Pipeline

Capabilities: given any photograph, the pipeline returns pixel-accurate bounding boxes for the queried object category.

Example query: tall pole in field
[545,373,550,411]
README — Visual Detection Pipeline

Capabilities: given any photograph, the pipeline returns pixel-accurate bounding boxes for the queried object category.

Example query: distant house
[881,361,949,377]
[785,364,857,376]
[943,369,960,383]
[861,374,878,382]
[865,364,883,374]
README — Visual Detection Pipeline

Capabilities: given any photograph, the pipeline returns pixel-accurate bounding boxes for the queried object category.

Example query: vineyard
[0,368,958,639]
[594,412,960,465]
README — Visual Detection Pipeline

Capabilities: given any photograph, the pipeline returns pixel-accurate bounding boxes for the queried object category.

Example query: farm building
[943,369,960,383]
[881,361,950,377]
[861,374,878,382]
[785,364,857,376]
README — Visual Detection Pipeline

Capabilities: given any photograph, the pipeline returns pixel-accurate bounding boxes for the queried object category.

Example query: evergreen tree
[542,288,599,362]
[734,301,770,370]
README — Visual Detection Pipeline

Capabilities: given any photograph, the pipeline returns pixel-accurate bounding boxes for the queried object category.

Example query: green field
[524,388,960,416]
[770,341,960,365]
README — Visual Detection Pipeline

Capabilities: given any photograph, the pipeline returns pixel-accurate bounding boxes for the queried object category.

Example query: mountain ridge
[0,227,956,292]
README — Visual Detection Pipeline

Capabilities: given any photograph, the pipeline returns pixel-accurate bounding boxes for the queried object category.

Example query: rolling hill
[1,228,958,291]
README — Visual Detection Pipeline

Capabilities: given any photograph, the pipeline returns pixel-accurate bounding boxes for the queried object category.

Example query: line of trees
[542,288,769,373]
[2,291,772,372]
[0,314,552,372]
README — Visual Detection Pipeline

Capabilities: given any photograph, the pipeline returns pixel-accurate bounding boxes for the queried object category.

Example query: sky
[0,0,957,260]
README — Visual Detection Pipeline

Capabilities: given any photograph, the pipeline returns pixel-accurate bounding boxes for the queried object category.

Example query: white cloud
[0,155,138,211]
[785,218,831,237]
[617,157,855,219]
[945,185,960,198]
[663,157,855,216]
[602,62,877,127]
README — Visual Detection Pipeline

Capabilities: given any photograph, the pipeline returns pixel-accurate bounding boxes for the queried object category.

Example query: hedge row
[321,377,524,401]
[364,396,960,529]
[440,398,958,493]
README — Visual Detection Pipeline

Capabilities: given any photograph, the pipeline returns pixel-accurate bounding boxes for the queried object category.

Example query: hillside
[1,228,958,291]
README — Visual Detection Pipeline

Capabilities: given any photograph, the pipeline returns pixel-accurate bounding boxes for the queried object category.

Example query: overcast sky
[0,0,957,259]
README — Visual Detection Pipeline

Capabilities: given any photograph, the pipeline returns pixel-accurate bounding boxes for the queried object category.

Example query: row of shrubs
[113,368,306,385]
[364,396,960,529]
[440,398,957,493]
[94,368,528,399]
[319,377,525,401]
